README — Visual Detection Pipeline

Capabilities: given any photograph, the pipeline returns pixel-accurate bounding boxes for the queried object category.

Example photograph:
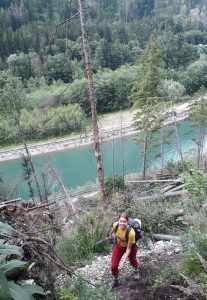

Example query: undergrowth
[57,211,112,264]
[59,276,117,300]
[151,211,207,298]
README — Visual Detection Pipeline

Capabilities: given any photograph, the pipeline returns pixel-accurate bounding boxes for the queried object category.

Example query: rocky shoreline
[0,102,190,162]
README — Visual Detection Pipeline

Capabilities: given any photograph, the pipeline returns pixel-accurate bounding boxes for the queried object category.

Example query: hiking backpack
[115,218,143,242]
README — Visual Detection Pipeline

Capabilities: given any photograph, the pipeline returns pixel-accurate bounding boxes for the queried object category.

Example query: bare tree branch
[55,12,80,27]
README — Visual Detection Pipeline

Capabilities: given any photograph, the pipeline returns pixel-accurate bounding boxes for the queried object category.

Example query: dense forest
[0,0,207,145]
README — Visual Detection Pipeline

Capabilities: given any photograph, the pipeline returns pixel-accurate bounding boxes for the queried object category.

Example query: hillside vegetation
[1,1,207,300]
[0,0,207,145]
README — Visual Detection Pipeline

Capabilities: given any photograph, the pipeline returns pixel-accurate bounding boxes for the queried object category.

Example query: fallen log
[167,209,184,218]
[151,233,181,242]
[126,179,183,183]
[162,184,176,193]
[165,190,186,197]
[0,198,21,205]
[166,184,184,193]
[26,201,56,212]
[135,190,186,202]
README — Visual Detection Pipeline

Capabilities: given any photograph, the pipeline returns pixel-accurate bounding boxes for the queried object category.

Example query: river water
[0,120,204,200]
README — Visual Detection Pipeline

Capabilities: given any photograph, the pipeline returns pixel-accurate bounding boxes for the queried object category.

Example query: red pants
[111,243,139,277]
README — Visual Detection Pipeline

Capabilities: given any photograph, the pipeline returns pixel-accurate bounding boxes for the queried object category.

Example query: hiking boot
[133,269,140,280]
[108,278,119,289]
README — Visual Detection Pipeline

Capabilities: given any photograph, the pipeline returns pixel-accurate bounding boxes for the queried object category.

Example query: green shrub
[150,275,165,294]
[182,250,203,276]
[151,269,181,295]
[133,199,177,234]
[105,175,126,196]
[164,159,190,177]
[181,227,207,277]
[59,288,78,300]
[0,222,45,300]
[69,276,117,300]
[181,165,207,205]
[196,273,207,293]
[57,211,111,264]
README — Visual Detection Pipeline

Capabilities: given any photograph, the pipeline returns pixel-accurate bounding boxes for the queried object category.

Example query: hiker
[109,212,140,289]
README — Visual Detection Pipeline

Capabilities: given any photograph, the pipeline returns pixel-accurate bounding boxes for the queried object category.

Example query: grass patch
[57,211,112,264]
[60,276,117,300]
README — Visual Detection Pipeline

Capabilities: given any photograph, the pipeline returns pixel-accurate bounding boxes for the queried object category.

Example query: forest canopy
[0,0,207,145]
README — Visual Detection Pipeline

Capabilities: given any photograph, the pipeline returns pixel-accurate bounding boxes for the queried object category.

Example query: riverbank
[0,102,191,162]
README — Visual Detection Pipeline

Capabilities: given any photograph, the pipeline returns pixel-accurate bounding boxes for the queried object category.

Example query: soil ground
[113,249,183,300]
[78,241,196,300]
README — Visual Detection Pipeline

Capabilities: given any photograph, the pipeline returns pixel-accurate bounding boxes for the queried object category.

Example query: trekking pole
[94,236,116,246]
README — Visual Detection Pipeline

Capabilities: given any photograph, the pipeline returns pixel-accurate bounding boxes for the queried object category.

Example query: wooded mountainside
[0,0,207,145]
[2,2,207,300]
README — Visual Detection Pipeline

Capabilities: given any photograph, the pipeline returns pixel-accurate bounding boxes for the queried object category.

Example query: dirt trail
[78,241,185,300]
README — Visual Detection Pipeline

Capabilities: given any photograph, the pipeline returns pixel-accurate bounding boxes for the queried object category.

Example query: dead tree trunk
[160,126,164,174]
[48,163,76,216]
[125,0,129,22]
[112,122,115,194]
[78,0,107,203]
[142,133,148,180]
[174,117,185,171]
[12,109,43,202]
[120,110,125,180]
[197,123,205,169]
[171,103,185,171]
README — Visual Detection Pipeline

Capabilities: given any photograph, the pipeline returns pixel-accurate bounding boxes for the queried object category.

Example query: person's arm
[119,243,132,269]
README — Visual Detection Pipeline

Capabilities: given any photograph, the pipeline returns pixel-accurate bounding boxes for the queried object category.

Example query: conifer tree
[130,36,164,108]
[188,96,207,169]
[130,36,165,179]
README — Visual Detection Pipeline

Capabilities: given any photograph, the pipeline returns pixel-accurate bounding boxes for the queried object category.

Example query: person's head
[118,212,128,230]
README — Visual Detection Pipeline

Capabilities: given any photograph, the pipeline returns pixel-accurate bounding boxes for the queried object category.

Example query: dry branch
[48,163,77,215]
[55,12,80,27]
[25,201,56,212]
[197,253,207,272]
[170,285,189,295]
[0,198,21,205]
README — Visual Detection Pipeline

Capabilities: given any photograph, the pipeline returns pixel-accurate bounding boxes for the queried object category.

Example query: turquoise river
[0,120,205,200]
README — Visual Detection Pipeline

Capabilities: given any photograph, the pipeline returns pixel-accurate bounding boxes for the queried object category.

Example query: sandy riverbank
[0,102,191,162]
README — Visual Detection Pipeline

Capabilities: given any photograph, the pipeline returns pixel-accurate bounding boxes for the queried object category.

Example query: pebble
[69,241,182,286]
